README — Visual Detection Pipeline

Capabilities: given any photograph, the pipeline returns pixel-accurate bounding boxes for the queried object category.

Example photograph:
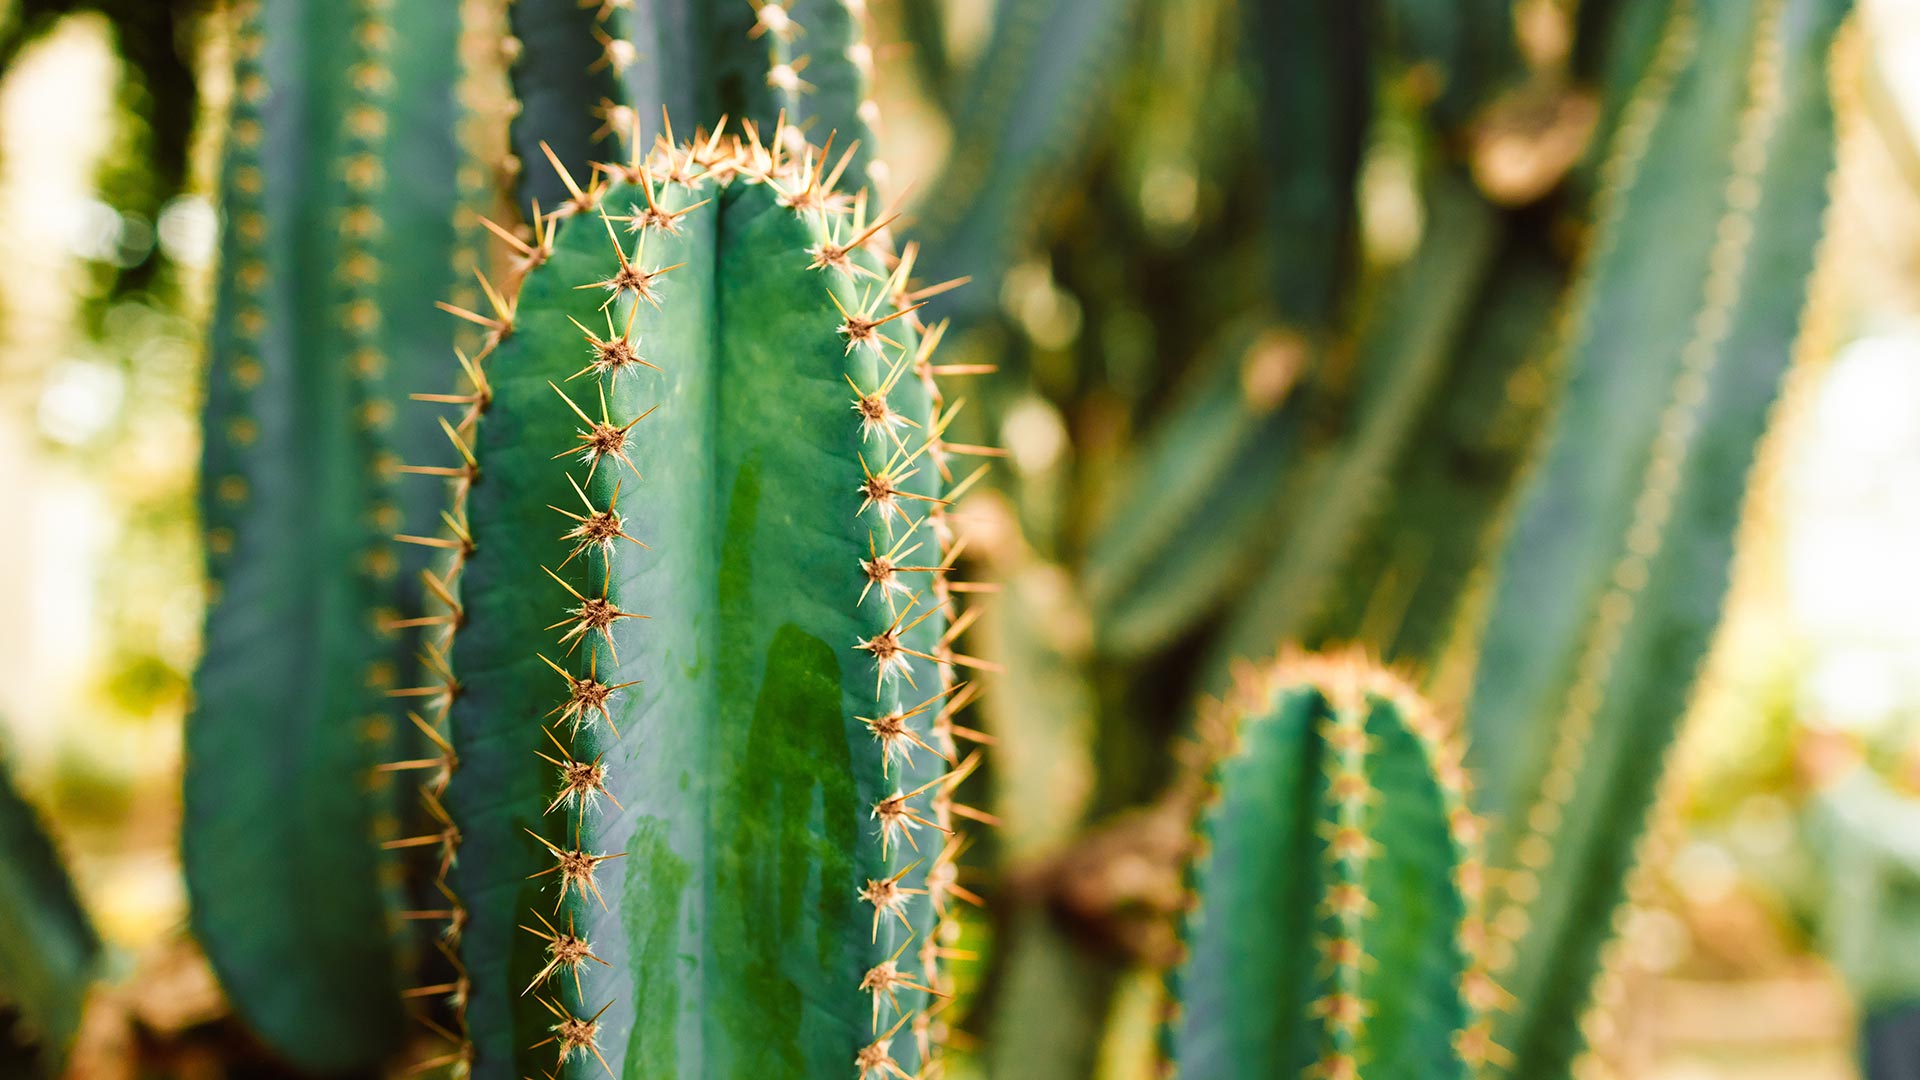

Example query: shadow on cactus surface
[2,0,1919,1077]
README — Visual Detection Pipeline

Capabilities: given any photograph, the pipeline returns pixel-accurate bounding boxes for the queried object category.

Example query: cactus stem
[1482,0,1790,984]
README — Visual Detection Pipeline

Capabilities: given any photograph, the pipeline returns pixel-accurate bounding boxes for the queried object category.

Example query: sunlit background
[5,0,1920,1076]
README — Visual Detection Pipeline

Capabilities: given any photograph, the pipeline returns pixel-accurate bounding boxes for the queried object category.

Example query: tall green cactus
[393,122,982,1076]
[1161,653,1486,1078]
[1457,0,1850,1074]
[0,754,99,1080]
[185,0,475,1069]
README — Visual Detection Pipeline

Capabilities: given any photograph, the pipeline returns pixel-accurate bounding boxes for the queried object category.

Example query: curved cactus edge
[1561,19,1863,1078]
[1156,648,1498,1076]
[380,109,991,1074]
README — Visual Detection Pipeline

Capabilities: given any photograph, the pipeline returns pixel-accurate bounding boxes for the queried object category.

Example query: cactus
[1161,653,1484,1078]
[0,753,99,1079]
[392,122,983,1077]
[151,0,1865,1076]
[185,0,476,1067]
[1455,0,1850,1074]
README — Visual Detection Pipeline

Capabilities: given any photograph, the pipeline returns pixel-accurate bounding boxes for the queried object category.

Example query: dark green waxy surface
[0,757,99,1080]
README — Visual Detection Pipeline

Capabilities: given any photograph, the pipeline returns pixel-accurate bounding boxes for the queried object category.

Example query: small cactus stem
[1480,0,1785,979]
[1163,651,1475,1079]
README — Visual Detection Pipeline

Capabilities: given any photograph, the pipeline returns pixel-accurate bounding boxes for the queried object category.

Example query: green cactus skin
[1456,0,1850,1074]
[399,124,980,1079]
[1244,0,1369,329]
[1161,653,1484,1079]
[0,757,99,1080]
[186,0,472,1068]
[1380,0,1521,133]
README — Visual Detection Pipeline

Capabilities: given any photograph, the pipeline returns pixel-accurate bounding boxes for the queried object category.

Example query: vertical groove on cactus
[1160,652,1481,1079]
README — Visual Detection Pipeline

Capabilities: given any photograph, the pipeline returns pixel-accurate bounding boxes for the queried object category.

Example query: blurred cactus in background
[1161,653,1482,1079]
[0,0,1884,1076]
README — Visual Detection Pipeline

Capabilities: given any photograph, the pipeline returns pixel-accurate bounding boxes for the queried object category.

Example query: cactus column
[1161,653,1485,1078]
[403,127,983,1079]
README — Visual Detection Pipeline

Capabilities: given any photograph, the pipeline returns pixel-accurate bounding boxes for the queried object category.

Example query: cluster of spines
[1163,653,1492,1078]
[1478,0,1790,998]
